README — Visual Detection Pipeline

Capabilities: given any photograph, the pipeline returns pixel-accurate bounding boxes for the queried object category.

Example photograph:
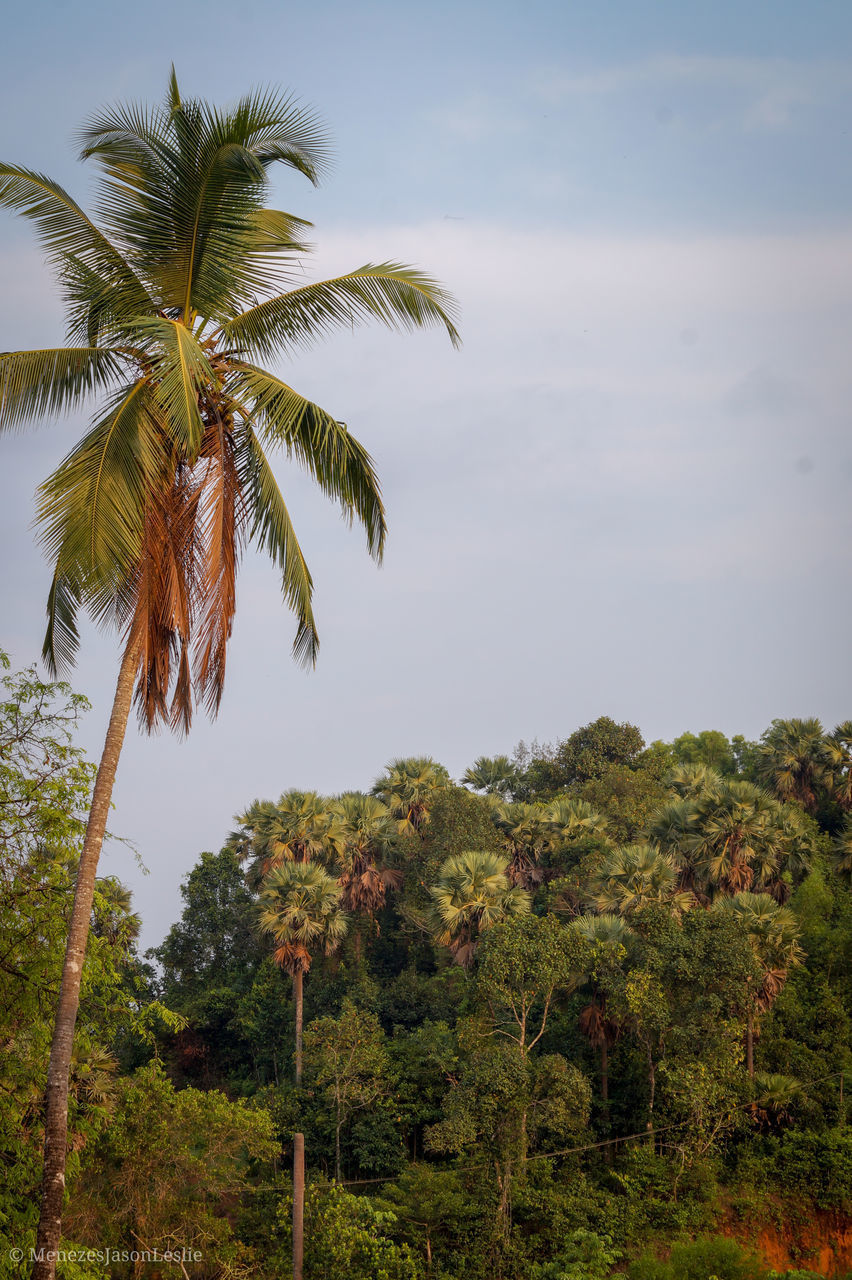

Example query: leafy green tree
[277,1181,421,1280]
[66,1062,277,1278]
[670,729,736,774]
[476,914,589,1161]
[303,998,391,1180]
[1,71,457,1271]
[515,719,645,801]
[0,655,176,1261]
[477,914,588,1059]
[428,850,530,968]
[578,763,670,845]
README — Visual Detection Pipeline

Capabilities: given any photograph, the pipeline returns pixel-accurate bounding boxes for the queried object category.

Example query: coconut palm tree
[372,757,450,836]
[428,849,530,968]
[756,718,830,813]
[587,844,695,917]
[331,792,401,955]
[0,72,457,1275]
[715,892,804,1077]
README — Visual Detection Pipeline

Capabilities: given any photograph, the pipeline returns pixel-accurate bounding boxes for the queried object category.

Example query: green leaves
[225,262,461,359]
[231,362,386,561]
[239,428,318,666]
[0,347,123,432]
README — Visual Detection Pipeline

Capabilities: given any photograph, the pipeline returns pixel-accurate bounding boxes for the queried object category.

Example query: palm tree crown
[0,71,459,729]
[428,849,530,968]
[257,861,348,975]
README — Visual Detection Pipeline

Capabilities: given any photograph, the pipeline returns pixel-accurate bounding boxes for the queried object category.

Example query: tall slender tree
[257,861,348,1279]
[0,71,457,1277]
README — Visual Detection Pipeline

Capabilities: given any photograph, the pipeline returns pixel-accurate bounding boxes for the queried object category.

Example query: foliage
[627,1237,764,1280]
[277,1181,422,1280]
[65,1063,277,1277]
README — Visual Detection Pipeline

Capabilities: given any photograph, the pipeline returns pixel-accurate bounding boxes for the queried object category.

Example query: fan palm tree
[257,860,347,1280]
[371,756,450,836]
[0,72,457,1275]
[833,819,852,879]
[490,800,551,888]
[428,849,530,968]
[331,792,401,955]
[571,913,633,1111]
[587,844,695,917]
[825,721,852,811]
[715,892,804,1077]
[235,790,346,886]
[667,762,722,799]
[756,718,830,813]
[461,755,518,797]
[257,861,348,1080]
[651,781,807,903]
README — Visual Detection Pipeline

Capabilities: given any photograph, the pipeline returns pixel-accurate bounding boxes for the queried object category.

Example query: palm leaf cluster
[0,71,459,731]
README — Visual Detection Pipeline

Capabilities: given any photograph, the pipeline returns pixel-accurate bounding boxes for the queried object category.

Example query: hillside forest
[2,653,852,1280]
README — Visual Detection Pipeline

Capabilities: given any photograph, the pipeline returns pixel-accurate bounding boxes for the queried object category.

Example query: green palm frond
[224,262,461,359]
[231,362,386,559]
[36,381,166,607]
[237,427,318,666]
[0,347,124,431]
[43,565,83,674]
[130,317,211,455]
[0,164,154,312]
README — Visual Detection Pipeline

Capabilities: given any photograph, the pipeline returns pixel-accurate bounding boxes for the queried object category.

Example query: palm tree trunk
[292,969,305,1280]
[293,969,303,1084]
[601,1041,612,1166]
[33,637,140,1280]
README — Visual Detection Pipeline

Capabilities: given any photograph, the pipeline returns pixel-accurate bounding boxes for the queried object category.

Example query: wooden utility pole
[293,1132,305,1280]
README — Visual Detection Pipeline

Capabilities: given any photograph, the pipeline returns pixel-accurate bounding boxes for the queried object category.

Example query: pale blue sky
[2,1,852,943]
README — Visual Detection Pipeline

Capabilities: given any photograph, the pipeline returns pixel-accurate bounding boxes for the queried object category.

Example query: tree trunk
[335,1115,342,1182]
[293,969,303,1084]
[646,1045,656,1148]
[600,1040,611,1166]
[292,971,305,1280]
[33,637,140,1280]
[293,1131,305,1280]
